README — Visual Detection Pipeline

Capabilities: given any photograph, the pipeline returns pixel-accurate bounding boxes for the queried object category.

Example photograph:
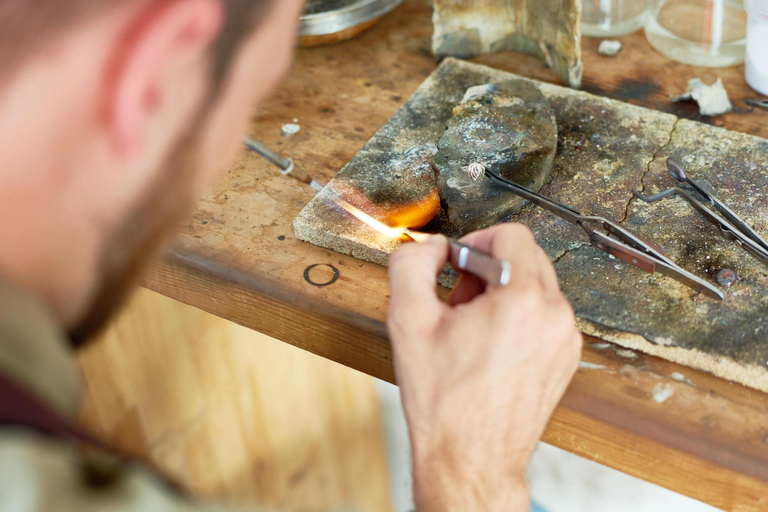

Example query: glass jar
[645,0,747,67]
[581,0,651,36]
[745,0,768,94]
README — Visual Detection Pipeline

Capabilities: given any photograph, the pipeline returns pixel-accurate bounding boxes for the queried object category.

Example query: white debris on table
[670,78,733,116]
[652,383,675,403]
[281,123,301,135]
[597,40,622,57]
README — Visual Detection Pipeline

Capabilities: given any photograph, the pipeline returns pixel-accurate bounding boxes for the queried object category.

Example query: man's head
[0,0,305,342]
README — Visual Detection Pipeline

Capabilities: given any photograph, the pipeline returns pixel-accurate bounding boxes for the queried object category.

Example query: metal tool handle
[447,240,511,287]
[244,136,324,191]
[589,231,657,274]
[746,98,768,111]
[244,136,291,169]
[590,231,724,300]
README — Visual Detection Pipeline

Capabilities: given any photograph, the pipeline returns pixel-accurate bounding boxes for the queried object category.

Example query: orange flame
[335,196,408,240]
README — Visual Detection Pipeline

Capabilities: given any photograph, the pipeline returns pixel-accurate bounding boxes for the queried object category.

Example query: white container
[746,0,768,95]
[645,0,747,67]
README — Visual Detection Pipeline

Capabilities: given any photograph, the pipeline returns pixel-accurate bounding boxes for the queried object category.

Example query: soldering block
[295,58,768,394]
[294,57,677,285]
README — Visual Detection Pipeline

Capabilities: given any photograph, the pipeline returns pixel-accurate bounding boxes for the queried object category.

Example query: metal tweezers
[746,98,768,112]
[484,168,724,300]
[633,158,768,268]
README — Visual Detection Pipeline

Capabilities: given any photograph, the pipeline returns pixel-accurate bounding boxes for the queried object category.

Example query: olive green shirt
[0,281,257,512]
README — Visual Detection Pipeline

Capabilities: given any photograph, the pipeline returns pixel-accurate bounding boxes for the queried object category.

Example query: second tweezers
[633,158,768,268]
[484,168,724,300]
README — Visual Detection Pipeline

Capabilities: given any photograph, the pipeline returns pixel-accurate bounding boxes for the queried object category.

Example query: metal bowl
[298,0,402,46]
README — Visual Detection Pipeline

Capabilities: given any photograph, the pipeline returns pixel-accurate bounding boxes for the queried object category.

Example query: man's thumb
[387,235,448,331]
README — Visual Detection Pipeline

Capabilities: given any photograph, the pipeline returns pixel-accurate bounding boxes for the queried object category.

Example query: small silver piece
[716,268,737,288]
[467,162,486,181]
[281,123,301,136]
[597,40,622,57]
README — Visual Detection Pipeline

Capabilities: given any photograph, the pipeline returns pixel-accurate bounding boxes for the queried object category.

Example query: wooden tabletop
[145,1,768,510]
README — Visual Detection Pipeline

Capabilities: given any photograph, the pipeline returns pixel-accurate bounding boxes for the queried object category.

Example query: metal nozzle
[244,136,324,191]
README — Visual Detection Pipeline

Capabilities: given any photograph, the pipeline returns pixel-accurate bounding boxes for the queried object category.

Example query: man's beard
[68,128,202,346]
[65,0,274,346]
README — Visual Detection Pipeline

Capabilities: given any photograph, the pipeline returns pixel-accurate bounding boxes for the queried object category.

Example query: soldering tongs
[484,168,724,300]
[634,158,768,268]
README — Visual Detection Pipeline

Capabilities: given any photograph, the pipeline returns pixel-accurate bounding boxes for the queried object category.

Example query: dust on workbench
[294,58,768,392]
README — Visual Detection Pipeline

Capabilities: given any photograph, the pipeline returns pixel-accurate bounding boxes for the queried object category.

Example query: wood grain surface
[78,288,393,511]
[144,0,768,509]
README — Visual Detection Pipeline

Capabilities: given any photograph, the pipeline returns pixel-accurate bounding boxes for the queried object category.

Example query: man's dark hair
[0,0,274,94]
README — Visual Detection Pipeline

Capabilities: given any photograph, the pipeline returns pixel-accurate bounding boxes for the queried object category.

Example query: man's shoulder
[0,429,253,512]
[0,281,81,416]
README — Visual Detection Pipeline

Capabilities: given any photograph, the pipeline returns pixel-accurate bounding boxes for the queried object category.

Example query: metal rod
[745,98,768,111]
[243,136,292,169]
[244,136,325,191]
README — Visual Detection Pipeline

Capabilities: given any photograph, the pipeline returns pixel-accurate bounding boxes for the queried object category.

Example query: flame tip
[335,196,404,239]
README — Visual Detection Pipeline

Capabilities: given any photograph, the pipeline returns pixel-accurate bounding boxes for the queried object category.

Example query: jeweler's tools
[633,158,768,267]
[245,136,510,286]
[482,166,724,300]
[244,136,325,191]
[333,194,511,286]
[746,98,768,111]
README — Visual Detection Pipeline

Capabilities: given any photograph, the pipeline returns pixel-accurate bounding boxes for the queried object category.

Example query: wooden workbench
[145,1,768,510]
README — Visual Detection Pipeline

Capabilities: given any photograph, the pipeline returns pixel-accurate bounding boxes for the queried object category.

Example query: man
[0,0,581,510]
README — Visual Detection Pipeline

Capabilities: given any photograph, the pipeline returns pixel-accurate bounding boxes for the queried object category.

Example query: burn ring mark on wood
[304,264,340,287]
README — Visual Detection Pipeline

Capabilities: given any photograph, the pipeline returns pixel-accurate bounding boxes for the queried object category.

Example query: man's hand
[387,224,582,512]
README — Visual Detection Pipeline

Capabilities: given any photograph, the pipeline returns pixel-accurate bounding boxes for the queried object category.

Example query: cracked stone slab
[294,58,768,392]
[432,0,583,88]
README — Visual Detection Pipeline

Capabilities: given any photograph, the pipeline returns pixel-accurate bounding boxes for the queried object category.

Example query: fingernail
[427,234,445,246]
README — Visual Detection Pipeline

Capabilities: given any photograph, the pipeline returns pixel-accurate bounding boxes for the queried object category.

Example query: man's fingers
[448,273,485,306]
[388,236,448,333]
[461,224,547,292]
[535,244,561,296]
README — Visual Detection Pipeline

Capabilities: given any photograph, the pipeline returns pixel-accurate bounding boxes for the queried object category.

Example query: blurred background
[78,289,720,512]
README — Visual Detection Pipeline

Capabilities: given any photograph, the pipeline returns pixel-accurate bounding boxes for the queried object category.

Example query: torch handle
[447,240,511,287]
[244,136,325,192]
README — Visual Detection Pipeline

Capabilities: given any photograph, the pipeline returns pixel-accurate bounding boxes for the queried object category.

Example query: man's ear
[104,0,224,156]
